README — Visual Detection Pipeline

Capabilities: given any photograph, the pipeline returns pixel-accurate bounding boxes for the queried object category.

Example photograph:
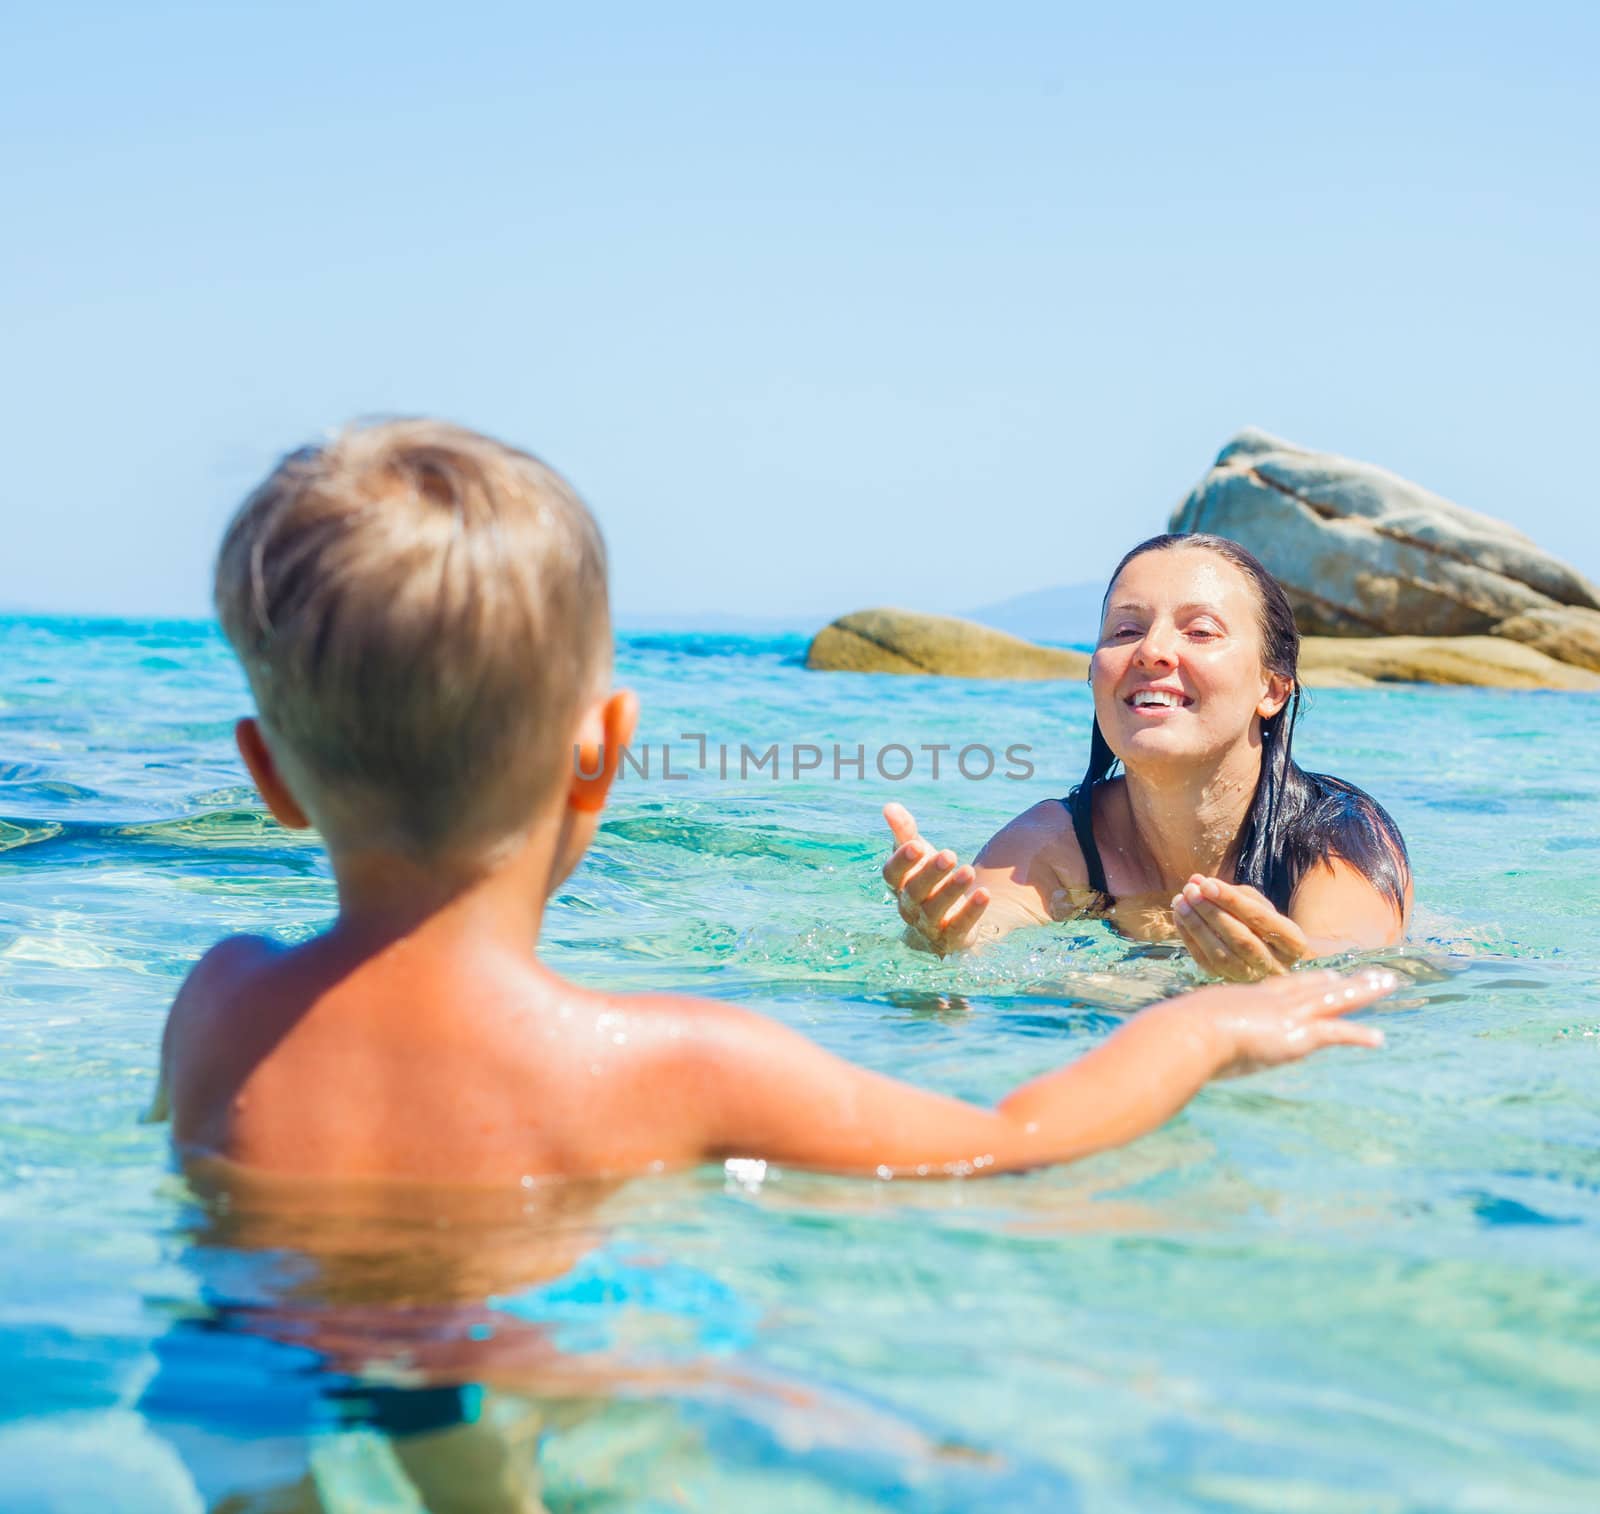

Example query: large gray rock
[1170,429,1600,638]
[807,608,1089,679]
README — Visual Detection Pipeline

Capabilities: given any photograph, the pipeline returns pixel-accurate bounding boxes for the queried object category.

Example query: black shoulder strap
[1065,785,1109,897]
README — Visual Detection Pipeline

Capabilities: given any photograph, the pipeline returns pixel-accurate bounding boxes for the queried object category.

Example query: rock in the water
[1171,429,1600,638]
[1490,605,1600,674]
[807,610,1598,688]
[806,608,1090,679]
[1298,635,1600,690]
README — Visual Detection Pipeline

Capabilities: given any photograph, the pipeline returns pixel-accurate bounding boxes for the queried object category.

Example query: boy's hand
[1174,967,1392,1078]
[1172,874,1309,981]
[882,803,990,955]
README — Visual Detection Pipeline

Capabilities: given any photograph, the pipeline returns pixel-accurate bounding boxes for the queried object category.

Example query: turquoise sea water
[2,613,1598,1512]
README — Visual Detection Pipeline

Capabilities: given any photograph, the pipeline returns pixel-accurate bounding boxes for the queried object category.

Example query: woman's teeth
[1131,691,1184,708]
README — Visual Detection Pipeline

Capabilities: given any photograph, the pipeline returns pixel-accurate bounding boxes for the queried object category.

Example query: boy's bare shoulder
[174,933,283,1013]
[534,987,794,1086]
[165,934,286,1055]
[150,934,282,1125]
[592,990,816,1079]
[604,988,771,1032]
[198,932,284,971]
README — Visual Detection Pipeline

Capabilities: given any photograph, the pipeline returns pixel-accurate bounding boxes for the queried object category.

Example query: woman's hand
[882,803,991,955]
[1175,967,1391,1077]
[1171,875,1309,982]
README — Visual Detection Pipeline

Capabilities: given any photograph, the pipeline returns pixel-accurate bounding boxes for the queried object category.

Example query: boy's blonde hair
[215,419,610,858]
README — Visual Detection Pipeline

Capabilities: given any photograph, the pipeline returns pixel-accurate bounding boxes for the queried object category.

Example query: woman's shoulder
[1280,768,1410,912]
[973,792,1096,899]
[1293,771,1407,845]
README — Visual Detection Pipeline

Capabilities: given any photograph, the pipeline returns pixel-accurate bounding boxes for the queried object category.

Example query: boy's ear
[235,718,313,830]
[568,689,640,815]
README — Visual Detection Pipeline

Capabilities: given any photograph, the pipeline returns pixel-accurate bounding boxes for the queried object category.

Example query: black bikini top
[1061,787,1112,909]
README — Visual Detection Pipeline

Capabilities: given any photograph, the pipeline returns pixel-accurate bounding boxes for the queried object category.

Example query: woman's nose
[1135,626,1179,668]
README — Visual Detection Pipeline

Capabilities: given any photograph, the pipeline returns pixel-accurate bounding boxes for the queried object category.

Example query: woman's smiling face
[1091,546,1291,773]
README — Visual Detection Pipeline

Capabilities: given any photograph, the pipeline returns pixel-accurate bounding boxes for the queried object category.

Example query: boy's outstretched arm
[675,970,1395,1177]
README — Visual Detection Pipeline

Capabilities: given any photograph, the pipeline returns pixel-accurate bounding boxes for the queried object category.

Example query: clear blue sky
[4,2,1596,623]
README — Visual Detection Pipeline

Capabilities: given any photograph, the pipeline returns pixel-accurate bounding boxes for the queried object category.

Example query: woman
[883,533,1411,980]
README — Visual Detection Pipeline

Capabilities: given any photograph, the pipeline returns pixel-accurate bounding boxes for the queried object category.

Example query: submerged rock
[1298,635,1600,690]
[1170,429,1600,639]
[806,608,1090,679]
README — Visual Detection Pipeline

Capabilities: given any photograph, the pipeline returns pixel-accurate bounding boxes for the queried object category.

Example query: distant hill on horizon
[615,609,828,635]
[961,582,1104,646]
[617,582,1106,644]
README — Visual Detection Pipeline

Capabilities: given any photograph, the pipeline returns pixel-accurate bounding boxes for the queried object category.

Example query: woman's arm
[1173,862,1407,982]
[882,800,1085,955]
[1288,857,1411,954]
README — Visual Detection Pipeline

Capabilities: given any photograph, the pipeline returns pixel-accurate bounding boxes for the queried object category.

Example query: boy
[154,418,1394,1186]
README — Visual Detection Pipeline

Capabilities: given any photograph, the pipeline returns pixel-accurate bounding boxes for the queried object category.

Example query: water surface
[1,615,1597,1511]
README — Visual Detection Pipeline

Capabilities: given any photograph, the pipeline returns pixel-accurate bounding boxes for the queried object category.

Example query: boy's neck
[326,826,562,953]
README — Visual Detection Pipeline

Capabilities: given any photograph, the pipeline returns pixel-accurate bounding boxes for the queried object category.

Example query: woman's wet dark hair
[1067,532,1410,914]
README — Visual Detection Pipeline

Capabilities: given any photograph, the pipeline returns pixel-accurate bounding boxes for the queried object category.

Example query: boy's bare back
[158,419,1396,1192]
[162,918,737,1185]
